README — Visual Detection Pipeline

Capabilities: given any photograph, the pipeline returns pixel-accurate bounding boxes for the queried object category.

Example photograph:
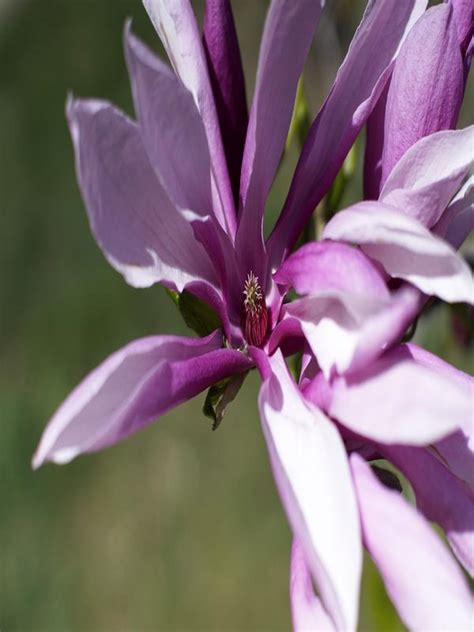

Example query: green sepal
[286,76,312,152]
[325,140,358,218]
[165,287,221,337]
[203,372,247,430]
[165,288,179,306]
[401,317,418,343]
[178,290,221,337]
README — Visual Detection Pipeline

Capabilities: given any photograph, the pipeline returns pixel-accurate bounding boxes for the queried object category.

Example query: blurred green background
[1,1,472,630]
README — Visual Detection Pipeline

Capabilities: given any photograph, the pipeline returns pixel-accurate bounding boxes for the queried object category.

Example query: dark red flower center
[241,272,269,348]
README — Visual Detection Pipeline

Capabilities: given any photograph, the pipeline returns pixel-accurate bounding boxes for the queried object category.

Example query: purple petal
[236,0,324,277]
[330,345,470,445]
[142,0,236,237]
[290,539,335,632]
[188,212,243,328]
[380,4,463,186]
[266,316,305,358]
[33,331,251,468]
[285,285,420,378]
[274,241,389,299]
[124,24,213,216]
[384,444,474,576]
[323,201,474,304]
[351,453,473,631]
[235,0,325,284]
[268,0,427,266]
[253,349,362,631]
[433,175,474,250]
[274,241,417,376]
[404,342,473,389]
[203,0,248,204]
[404,343,474,488]
[380,126,474,228]
[66,97,216,291]
[450,0,474,59]
[435,432,474,489]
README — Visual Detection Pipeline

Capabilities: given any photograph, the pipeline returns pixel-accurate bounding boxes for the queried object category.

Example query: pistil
[241,272,269,348]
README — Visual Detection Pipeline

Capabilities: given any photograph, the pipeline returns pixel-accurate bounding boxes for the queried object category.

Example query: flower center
[241,272,269,348]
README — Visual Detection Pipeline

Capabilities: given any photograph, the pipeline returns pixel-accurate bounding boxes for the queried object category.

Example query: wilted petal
[274,241,389,299]
[433,175,474,250]
[330,345,469,445]
[380,5,463,185]
[252,349,361,631]
[290,539,335,632]
[236,0,324,278]
[380,126,474,227]
[33,331,251,468]
[268,0,427,265]
[285,285,420,378]
[323,201,474,304]
[66,97,216,291]
[143,0,236,236]
[203,0,248,203]
[351,454,473,631]
[383,444,474,577]
[125,24,213,216]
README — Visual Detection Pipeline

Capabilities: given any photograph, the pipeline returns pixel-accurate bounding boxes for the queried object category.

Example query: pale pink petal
[351,454,473,631]
[323,201,474,304]
[33,331,251,468]
[433,175,474,250]
[380,126,474,227]
[405,343,474,488]
[330,345,469,445]
[274,241,389,300]
[290,539,335,632]
[382,444,474,577]
[252,349,361,631]
[66,97,216,291]
[380,5,463,186]
[124,24,213,216]
[284,285,420,378]
[143,0,236,236]
[267,0,427,266]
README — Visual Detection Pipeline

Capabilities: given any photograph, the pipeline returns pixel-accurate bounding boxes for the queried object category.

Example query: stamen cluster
[241,272,269,348]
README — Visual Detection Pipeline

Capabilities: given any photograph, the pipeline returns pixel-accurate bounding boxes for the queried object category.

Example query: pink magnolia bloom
[33,0,427,466]
[270,3,474,630]
[34,0,473,629]
[255,347,473,631]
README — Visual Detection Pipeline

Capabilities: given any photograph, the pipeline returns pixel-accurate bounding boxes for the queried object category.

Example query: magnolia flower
[33,0,473,629]
[33,0,427,466]
[255,346,474,631]
[275,3,474,628]
[324,1,474,306]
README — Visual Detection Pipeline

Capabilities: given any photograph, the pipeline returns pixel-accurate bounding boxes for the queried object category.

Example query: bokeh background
[1,0,472,629]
